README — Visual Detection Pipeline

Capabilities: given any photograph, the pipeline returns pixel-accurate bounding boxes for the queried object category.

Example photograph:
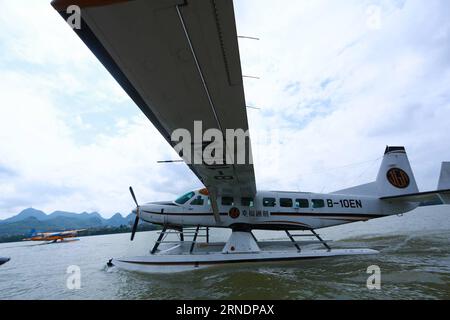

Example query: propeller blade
[130,207,139,241]
[129,186,140,241]
[129,186,138,207]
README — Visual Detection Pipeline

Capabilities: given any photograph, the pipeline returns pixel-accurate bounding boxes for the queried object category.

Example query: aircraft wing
[51,0,257,200]
[42,232,61,237]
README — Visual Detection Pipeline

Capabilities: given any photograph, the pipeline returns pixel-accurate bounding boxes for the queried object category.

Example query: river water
[0,206,449,300]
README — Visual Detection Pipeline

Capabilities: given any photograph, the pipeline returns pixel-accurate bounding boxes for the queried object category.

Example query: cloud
[0,0,450,218]
[0,0,200,218]
[0,67,200,218]
[235,0,450,193]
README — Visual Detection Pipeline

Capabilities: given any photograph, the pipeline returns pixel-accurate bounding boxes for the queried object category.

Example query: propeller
[129,186,140,241]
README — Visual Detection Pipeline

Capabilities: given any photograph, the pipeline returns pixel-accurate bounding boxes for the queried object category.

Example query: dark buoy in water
[107,259,114,267]
[0,257,10,266]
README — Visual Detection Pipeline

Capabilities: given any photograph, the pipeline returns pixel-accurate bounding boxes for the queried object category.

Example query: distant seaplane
[23,229,85,243]
[51,0,450,273]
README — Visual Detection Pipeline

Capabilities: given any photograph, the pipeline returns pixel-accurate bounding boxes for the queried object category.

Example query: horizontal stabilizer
[380,189,450,206]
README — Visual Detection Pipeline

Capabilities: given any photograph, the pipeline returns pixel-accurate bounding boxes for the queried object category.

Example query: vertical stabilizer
[376,146,419,197]
[438,162,450,190]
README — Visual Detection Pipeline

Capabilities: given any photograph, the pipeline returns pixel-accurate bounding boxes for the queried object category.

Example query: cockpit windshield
[174,191,195,205]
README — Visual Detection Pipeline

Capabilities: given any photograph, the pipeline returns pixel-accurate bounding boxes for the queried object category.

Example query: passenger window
[295,199,309,208]
[280,198,293,208]
[221,197,234,206]
[263,198,276,207]
[190,196,204,206]
[241,197,254,207]
[312,199,325,208]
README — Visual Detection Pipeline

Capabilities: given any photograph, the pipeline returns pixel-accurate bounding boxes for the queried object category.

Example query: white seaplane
[51,0,450,273]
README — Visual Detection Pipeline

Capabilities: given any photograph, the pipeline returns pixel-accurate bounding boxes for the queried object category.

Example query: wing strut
[208,189,221,223]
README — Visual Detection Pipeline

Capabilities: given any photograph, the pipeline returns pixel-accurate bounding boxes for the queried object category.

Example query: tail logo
[387,168,410,189]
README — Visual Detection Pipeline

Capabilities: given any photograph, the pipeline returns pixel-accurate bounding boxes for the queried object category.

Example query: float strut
[285,230,301,252]
[151,226,168,254]
[179,228,184,242]
[190,225,200,254]
[250,231,258,243]
[311,229,331,251]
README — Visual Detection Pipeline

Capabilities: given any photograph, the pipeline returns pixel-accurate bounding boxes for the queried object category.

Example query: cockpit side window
[175,191,195,205]
[190,196,205,206]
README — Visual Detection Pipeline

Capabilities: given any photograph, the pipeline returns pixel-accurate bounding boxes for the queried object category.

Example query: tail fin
[333,146,418,197]
[437,162,450,204]
[376,146,418,197]
[438,162,450,190]
[334,146,449,208]
[29,229,37,237]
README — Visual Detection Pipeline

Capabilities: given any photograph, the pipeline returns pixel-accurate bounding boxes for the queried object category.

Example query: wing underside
[51,0,256,198]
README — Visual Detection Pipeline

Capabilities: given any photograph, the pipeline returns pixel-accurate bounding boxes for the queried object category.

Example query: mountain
[106,213,131,227]
[0,208,135,237]
[0,217,48,237]
[44,211,104,221]
[2,208,47,223]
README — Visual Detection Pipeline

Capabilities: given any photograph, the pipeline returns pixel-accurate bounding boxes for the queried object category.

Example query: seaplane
[51,0,450,273]
[23,229,85,243]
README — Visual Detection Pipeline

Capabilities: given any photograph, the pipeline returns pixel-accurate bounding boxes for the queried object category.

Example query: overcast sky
[0,0,449,219]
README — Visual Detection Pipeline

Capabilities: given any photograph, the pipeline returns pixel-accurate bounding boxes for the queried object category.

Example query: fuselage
[137,189,418,231]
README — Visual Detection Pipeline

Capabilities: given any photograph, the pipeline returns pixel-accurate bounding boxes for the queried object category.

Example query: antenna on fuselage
[238,35,260,41]
[157,160,185,164]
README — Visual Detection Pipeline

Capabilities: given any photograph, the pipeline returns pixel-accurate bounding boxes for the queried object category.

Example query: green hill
[0,208,155,243]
